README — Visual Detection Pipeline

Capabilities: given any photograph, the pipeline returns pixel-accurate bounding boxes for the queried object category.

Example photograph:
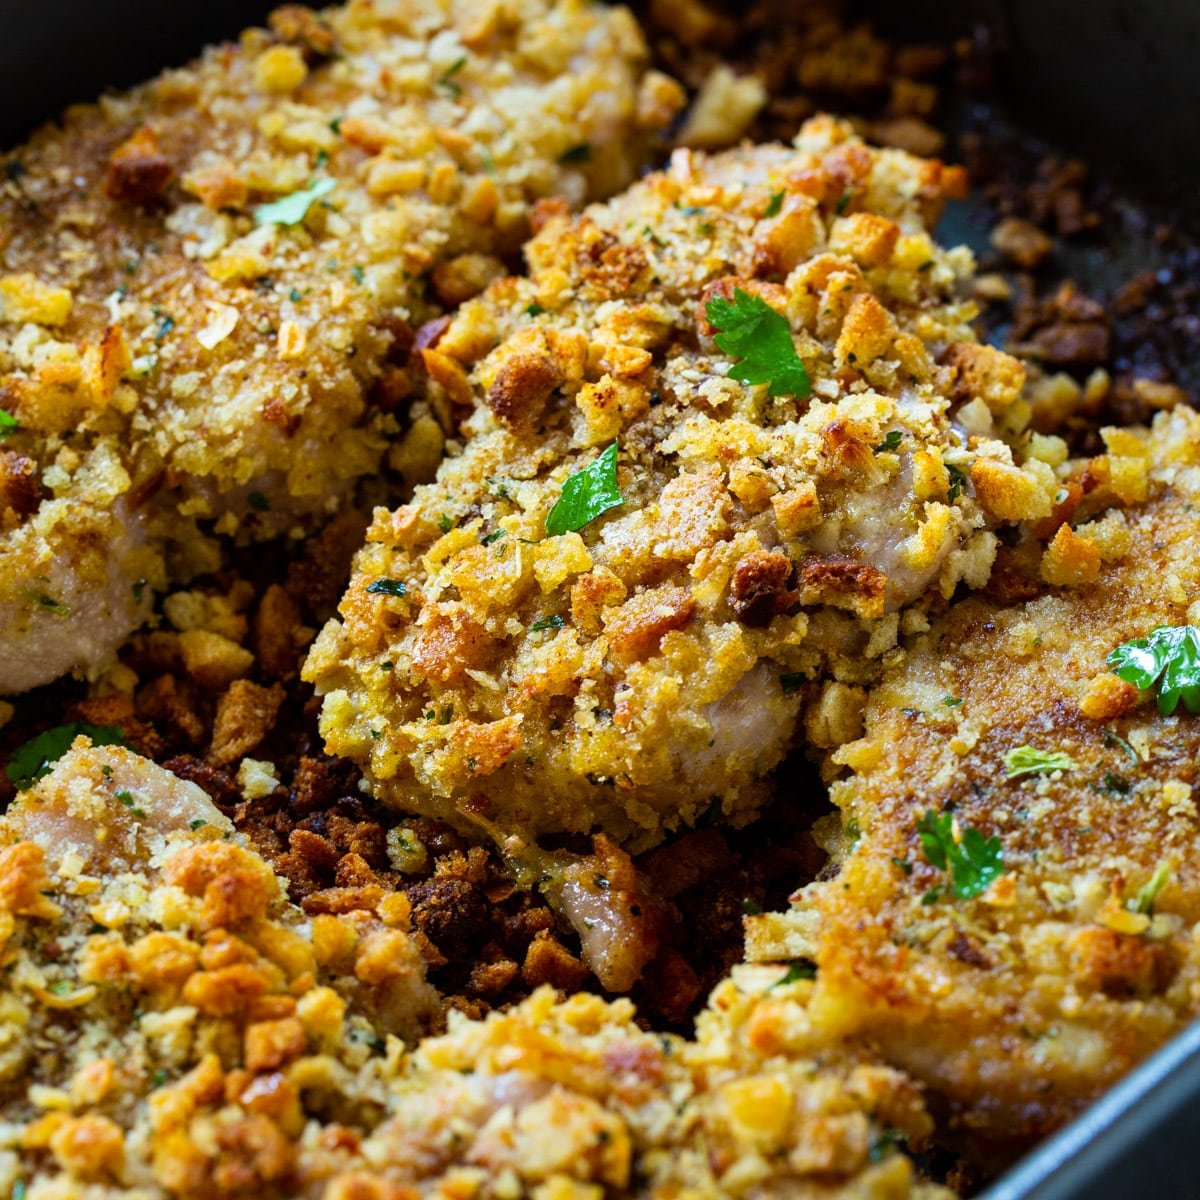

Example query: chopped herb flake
[7,723,129,790]
[366,578,406,597]
[942,695,963,708]
[437,513,453,534]
[545,441,623,537]
[764,189,784,218]
[350,264,365,284]
[780,671,807,695]
[254,177,336,227]
[437,56,468,96]
[1005,745,1076,779]
[772,961,817,988]
[480,527,507,546]
[1129,862,1171,915]
[558,142,592,165]
[525,303,546,317]
[49,980,73,996]
[705,287,810,399]
[247,490,270,512]
[30,592,68,616]
[154,314,175,341]
[1103,728,1141,764]
[116,790,135,808]
[916,809,1004,900]
[947,464,968,503]
[531,614,565,632]
[0,408,17,439]
[189,819,208,830]
[874,430,902,454]
[1107,624,1200,715]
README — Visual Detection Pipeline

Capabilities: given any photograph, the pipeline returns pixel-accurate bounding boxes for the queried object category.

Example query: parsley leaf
[771,961,817,988]
[436,56,468,97]
[764,189,784,218]
[558,142,592,165]
[874,431,902,454]
[254,178,336,227]
[530,614,565,632]
[1005,745,1076,779]
[946,464,968,503]
[1107,625,1200,716]
[705,288,810,399]
[0,408,17,439]
[916,809,1004,900]
[366,578,406,597]
[1129,862,1171,915]
[545,441,623,536]
[7,723,128,791]
[779,671,807,695]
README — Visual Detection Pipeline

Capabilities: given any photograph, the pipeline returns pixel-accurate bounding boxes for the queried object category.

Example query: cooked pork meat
[0,0,681,693]
[0,740,948,1198]
[306,117,1055,856]
[748,403,1200,1145]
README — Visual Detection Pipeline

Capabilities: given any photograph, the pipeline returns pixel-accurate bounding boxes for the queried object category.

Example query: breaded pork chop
[0,0,680,693]
[748,403,1200,1146]
[0,741,949,1199]
[306,117,1057,855]
[0,739,437,1197]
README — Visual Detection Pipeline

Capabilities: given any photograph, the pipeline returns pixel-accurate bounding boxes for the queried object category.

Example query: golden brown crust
[752,406,1200,1144]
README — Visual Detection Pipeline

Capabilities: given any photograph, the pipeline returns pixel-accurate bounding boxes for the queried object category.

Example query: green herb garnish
[1129,862,1171,915]
[366,578,406,597]
[437,513,454,534]
[771,961,817,988]
[764,189,784,218]
[942,695,963,708]
[254,178,336,227]
[480,527,507,546]
[705,288,810,399]
[154,314,175,341]
[947,464,968,503]
[7,723,128,790]
[1107,625,1200,715]
[437,55,468,96]
[916,809,1004,900]
[1005,745,1076,779]
[525,303,546,317]
[780,671,807,695]
[30,592,68,616]
[874,431,902,454]
[247,490,270,512]
[0,408,17,439]
[558,142,592,165]
[531,614,565,632]
[189,819,208,831]
[545,441,623,537]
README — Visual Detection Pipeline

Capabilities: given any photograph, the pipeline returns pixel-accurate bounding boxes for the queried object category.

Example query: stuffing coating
[306,117,1048,853]
[0,0,681,693]
[750,405,1200,1144]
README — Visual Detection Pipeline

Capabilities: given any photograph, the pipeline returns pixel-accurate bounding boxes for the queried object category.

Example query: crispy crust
[0,746,948,1198]
[750,406,1200,1143]
[306,117,1045,853]
[0,0,680,693]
